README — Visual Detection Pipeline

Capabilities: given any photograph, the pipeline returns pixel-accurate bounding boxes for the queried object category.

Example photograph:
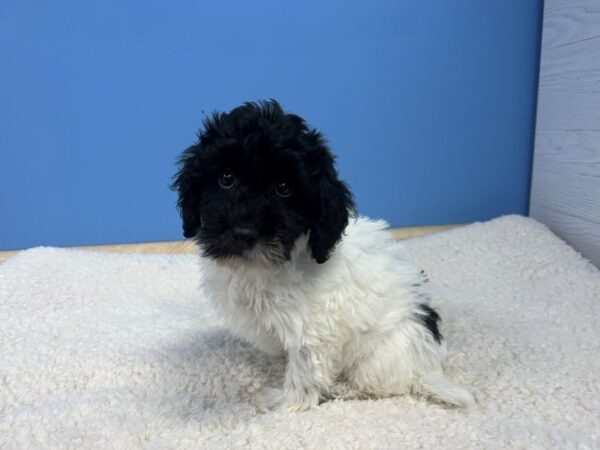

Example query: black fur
[171,100,355,264]
[416,303,443,344]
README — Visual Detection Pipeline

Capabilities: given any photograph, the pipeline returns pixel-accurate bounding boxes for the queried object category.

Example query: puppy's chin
[203,242,288,272]
[201,234,310,272]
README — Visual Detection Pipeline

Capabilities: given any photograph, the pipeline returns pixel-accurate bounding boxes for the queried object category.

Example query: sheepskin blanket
[1,216,599,449]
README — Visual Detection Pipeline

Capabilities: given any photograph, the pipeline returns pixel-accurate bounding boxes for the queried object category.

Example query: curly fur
[172,100,474,411]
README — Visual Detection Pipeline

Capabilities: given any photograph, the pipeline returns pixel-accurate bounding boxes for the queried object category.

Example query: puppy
[172,100,474,411]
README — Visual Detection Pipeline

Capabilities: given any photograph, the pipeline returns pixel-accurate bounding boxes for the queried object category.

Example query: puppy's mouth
[196,231,288,267]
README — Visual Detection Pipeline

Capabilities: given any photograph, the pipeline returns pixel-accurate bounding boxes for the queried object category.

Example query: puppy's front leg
[282,345,330,412]
[259,344,330,412]
[256,344,330,412]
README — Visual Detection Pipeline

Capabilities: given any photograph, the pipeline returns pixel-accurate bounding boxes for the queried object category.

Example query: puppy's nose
[232,226,258,243]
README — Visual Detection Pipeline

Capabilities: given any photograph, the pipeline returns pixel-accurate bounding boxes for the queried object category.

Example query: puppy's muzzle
[232,226,259,245]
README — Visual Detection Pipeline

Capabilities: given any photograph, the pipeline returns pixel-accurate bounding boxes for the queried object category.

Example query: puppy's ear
[307,135,355,264]
[171,146,202,239]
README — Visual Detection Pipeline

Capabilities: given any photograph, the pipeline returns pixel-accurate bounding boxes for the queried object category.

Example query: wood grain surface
[542,0,600,49]
[530,0,600,267]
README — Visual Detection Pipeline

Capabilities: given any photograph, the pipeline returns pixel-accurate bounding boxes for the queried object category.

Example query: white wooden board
[530,0,600,267]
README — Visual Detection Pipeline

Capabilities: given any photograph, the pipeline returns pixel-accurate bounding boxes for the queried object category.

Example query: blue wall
[0,1,542,250]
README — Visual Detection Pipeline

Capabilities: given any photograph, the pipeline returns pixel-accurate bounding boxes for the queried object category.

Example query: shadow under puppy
[172,100,474,411]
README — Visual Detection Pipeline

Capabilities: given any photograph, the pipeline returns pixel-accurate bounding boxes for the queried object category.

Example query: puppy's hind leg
[348,326,474,408]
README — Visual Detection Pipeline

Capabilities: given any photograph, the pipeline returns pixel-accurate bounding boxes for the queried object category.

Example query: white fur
[201,216,474,410]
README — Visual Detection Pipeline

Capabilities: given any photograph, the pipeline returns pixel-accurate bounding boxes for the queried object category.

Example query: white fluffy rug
[1,216,599,449]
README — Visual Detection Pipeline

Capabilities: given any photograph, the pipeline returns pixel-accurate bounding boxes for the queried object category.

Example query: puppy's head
[171,100,355,266]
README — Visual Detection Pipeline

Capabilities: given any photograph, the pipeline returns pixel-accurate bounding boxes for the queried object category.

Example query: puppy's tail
[419,371,475,408]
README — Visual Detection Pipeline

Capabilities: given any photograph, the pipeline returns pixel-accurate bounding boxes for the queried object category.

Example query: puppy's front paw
[283,388,320,412]
[255,387,285,413]
[255,387,320,412]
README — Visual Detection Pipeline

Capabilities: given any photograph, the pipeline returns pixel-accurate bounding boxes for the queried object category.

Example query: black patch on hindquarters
[416,303,443,344]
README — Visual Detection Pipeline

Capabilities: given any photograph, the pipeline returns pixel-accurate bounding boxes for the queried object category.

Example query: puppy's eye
[275,182,292,198]
[218,171,236,189]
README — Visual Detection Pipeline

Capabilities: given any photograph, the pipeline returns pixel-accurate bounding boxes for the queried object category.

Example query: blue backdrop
[0,0,543,250]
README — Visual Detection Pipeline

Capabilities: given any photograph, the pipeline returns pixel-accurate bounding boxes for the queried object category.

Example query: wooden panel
[536,36,600,131]
[530,0,600,267]
[531,131,600,224]
[542,1,600,49]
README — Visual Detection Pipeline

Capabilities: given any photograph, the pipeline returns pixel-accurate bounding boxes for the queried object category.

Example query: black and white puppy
[172,100,473,411]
